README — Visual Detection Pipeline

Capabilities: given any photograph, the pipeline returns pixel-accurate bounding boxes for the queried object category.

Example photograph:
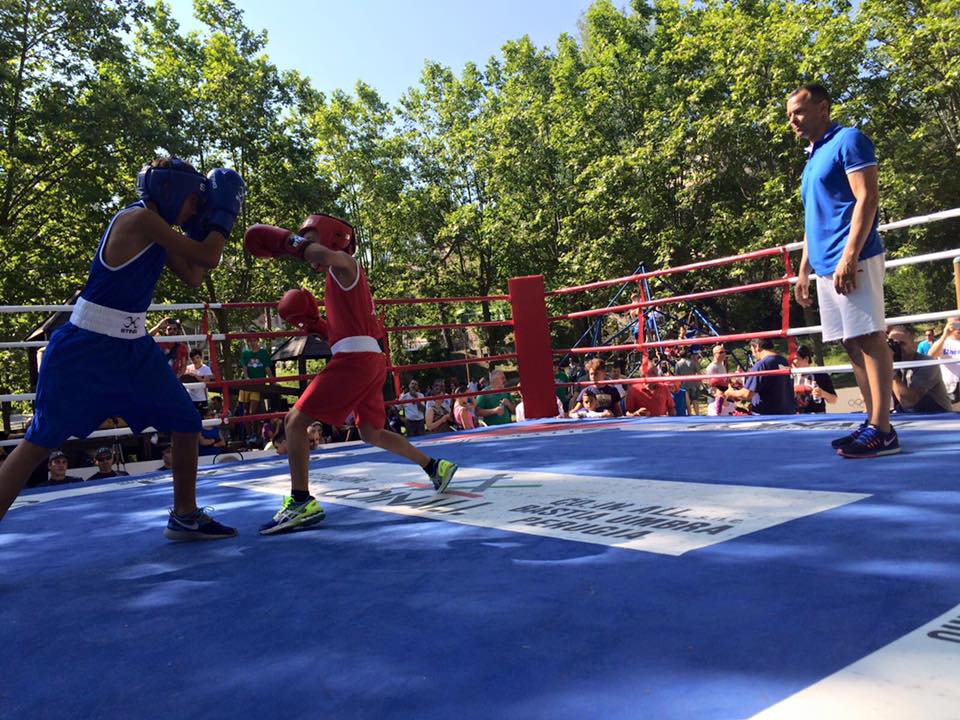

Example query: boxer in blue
[0,157,245,540]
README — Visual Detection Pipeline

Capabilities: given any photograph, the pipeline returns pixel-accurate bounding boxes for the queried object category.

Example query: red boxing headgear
[298,214,356,255]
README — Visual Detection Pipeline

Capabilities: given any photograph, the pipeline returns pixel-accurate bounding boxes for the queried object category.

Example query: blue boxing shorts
[25,323,201,449]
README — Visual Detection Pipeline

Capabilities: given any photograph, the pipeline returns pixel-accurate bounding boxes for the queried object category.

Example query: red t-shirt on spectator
[625,383,675,417]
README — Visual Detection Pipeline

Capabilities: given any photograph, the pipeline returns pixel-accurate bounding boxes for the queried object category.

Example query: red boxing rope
[376,295,510,306]
[546,245,793,296]
[555,329,784,356]
[388,353,518,374]
[386,386,523,407]
[385,319,513,333]
[549,278,791,322]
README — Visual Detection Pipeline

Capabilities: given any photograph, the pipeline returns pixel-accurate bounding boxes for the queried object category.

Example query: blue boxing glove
[180,209,207,241]
[205,168,246,238]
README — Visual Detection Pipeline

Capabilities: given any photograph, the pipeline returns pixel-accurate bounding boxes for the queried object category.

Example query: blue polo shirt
[801,123,883,276]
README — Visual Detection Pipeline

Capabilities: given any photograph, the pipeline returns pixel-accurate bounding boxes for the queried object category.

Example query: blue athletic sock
[292,490,311,503]
[424,458,438,477]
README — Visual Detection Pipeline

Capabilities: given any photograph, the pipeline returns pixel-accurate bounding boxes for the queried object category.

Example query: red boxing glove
[244,224,315,260]
[277,288,328,336]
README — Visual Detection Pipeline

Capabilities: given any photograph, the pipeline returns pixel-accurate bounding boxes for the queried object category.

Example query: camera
[887,338,902,363]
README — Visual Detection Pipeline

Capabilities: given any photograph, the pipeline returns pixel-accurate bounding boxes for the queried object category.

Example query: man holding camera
[887,326,953,413]
[928,317,960,404]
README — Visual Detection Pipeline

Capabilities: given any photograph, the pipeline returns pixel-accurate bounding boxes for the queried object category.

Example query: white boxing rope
[0,381,210,405]
[0,416,228,448]
[1,333,225,351]
[795,355,960,376]
[878,207,960,232]
[787,247,960,283]
[0,302,222,314]
[780,207,960,256]
[788,308,960,337]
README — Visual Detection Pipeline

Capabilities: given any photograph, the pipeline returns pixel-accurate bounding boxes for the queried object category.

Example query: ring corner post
[509,274,557,419]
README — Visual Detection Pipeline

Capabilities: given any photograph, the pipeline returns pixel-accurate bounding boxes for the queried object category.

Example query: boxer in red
[244,215,458,534]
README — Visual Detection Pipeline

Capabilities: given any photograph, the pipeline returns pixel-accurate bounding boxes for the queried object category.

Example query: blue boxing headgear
[136,158,207,225]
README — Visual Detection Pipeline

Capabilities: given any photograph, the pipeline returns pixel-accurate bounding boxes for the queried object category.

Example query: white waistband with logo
[331,336,381,354]
[70,297,147,339]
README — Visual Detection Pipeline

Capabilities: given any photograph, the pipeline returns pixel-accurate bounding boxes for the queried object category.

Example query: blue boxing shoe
[164,507,238,541]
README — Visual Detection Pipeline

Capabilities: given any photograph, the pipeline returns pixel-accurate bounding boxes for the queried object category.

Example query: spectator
[260,418,281,449]
[793,345,838,413]
[674,348,702,415]
[44,450,82,485]
[475,369,517,425]
[569,358,622,417]
[239,337,273,418]
[150,317,189,377]
[425,380,454,433]
[705,346,741,416]
[608,362,628,401]
[157,446,173,472]
[888,325,953,413]
[88,447,130,480]
[707,379,738,416]
[566,358,585,385]
[386,406,404,435]
[723,338,794,415]
[917,328,936,356]
[515,396,565,421]
[706,344,728,377]
[573,392,613,418]
[182,348,214,411]
[262,423,288,454]
[199,410,225,455]
[453,389,477,430]
[929,317,960,404]
[307,423,324,450]
[625,368,676,417]
[399,379,426,436]
[425,378,452,415]
[553,360,570,412]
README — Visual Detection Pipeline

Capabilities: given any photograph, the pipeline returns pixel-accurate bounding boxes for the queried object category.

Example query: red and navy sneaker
[837,425,901,459]
[164,508,238,541]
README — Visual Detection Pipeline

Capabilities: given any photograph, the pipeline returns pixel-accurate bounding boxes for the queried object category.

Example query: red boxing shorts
[295,352,387,430]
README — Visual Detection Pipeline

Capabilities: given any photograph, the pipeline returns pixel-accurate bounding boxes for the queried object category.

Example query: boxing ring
[2,209,960,719]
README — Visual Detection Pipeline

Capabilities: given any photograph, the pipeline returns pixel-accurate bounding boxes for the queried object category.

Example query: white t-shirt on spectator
[184,363,213,402]
[515,397,565,422]
[705,361,727,376]
[939,337,960,394]
[400,392,425,420]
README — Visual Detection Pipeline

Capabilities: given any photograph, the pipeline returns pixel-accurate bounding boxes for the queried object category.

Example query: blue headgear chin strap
[136,158,207,225]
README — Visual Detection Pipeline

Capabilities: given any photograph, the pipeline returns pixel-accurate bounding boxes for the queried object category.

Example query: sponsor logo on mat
[226,462,869,556]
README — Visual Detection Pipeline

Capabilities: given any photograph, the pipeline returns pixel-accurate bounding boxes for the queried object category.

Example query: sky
[164,0,593,103]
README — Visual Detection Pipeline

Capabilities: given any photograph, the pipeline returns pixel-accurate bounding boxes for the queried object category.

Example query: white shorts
[816,253,886,342]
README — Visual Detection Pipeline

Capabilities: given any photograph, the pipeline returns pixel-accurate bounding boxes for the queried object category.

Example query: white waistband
[70,297,147,339]
[331,336,381,354]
